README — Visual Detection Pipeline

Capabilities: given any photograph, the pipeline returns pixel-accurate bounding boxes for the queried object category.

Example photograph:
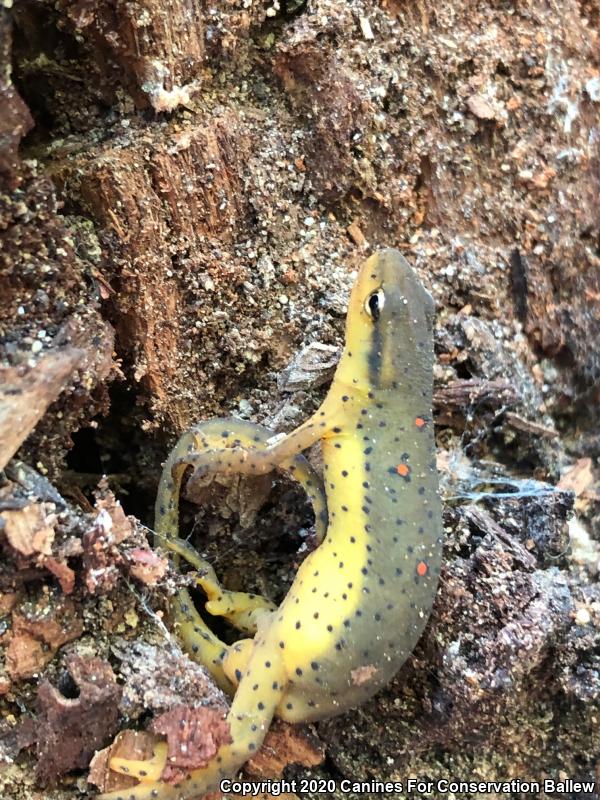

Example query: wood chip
[504,412,559,439]
[557,458,594,497]
[359,16,374,40]
[467,94,496,120]
[347,220,368,249]
[245,719,324,779]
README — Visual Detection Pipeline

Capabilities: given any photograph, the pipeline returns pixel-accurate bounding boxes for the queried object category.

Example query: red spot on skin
[415,417,426,428]
[396,464,411,477]
[416,561,428,577]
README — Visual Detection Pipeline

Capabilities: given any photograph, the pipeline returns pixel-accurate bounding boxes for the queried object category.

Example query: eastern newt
[98,248,442,800]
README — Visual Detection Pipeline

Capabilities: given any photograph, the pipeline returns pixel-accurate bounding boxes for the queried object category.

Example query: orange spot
[396,464,410,477]
[416,561,428,577]
[415,417,426,428]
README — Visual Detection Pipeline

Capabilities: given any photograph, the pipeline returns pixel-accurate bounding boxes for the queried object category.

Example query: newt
[98,248,442,800]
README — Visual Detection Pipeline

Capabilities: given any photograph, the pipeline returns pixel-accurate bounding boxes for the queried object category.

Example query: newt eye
[365,289,385,321]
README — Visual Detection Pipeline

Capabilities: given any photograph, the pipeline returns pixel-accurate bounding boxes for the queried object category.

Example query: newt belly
[98,249,442,800]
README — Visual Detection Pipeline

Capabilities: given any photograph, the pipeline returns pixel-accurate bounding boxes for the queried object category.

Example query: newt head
[337,248,436,393]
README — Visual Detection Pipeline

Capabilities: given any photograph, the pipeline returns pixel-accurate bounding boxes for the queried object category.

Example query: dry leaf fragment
[1,503,56,557]
[6,599,83,680]
[126,548,168,585]
[88,730,159,794]
[351,663,378,686]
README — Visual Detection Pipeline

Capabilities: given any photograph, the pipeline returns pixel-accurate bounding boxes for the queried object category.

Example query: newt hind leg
[162,535,277,637]
[154,419,326,683]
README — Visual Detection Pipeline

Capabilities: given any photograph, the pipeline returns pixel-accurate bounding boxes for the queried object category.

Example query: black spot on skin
[327,624,333,631]
[364,446,373,455]
[296,667,303,676]
[341,505,349,512]
[361,567,368,575]
[287,702,293,709]
[333,426,342,432]
[311,661,319,670]
[295,621,301,629]
[342,470,348,477]
[258,702,265,710]
[362,481,369,488]
[279,641,285,648]
[374,613,382,621]
[418,486,426,495]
